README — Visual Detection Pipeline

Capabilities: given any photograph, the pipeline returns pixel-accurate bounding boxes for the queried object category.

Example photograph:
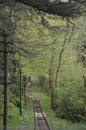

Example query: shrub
[56,85,86,122]
[9,102,19,119]
[10,95,20,108]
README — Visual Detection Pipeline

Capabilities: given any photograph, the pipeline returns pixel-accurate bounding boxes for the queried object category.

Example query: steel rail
[32,98,51,130]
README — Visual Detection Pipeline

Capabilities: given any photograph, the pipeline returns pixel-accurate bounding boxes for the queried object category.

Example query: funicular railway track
[32,97,51,130]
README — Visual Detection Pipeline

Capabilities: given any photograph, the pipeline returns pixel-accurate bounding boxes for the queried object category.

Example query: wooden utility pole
[0,34,13,130]
[3,34,8,130]
[19,69,22,116]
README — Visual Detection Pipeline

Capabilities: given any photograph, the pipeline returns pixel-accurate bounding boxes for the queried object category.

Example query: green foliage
[0,2,86,129]
[40,89,86,130]
[9,102,19,119]
[9,95,20,108]
[56,85,86,122]
[8,100,34,130]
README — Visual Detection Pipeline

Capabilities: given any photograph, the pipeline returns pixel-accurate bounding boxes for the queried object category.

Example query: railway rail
[31,97,51,130]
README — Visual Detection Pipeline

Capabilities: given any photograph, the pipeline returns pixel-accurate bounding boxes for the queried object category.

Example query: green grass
[0,86,86,130]
[40,89,86,130]
[8,99,34,130]
[0,98,34,130]
[32,86,40,97]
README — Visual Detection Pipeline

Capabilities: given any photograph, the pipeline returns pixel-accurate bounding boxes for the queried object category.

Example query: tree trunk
[24,84,27,106]
[83,75,86,87]
[20,70,22,116]
[3,34,8,130]
[55,30,74,88]
[55,42,65,88]
[49,41,56,109]
[51,86,56,109]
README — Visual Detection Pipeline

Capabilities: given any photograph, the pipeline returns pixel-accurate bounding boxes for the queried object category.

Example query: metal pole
[25,83,27,106]
[3,34,8,130]
[20,69,22,116]
[24,76,27,106]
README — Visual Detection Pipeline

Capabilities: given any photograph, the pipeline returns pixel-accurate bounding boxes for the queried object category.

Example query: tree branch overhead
[16,0,86,17]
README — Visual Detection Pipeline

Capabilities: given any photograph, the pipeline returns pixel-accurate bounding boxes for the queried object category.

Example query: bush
[9,102,19,119]
[10,95,20,108]
[56,85,86,122]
